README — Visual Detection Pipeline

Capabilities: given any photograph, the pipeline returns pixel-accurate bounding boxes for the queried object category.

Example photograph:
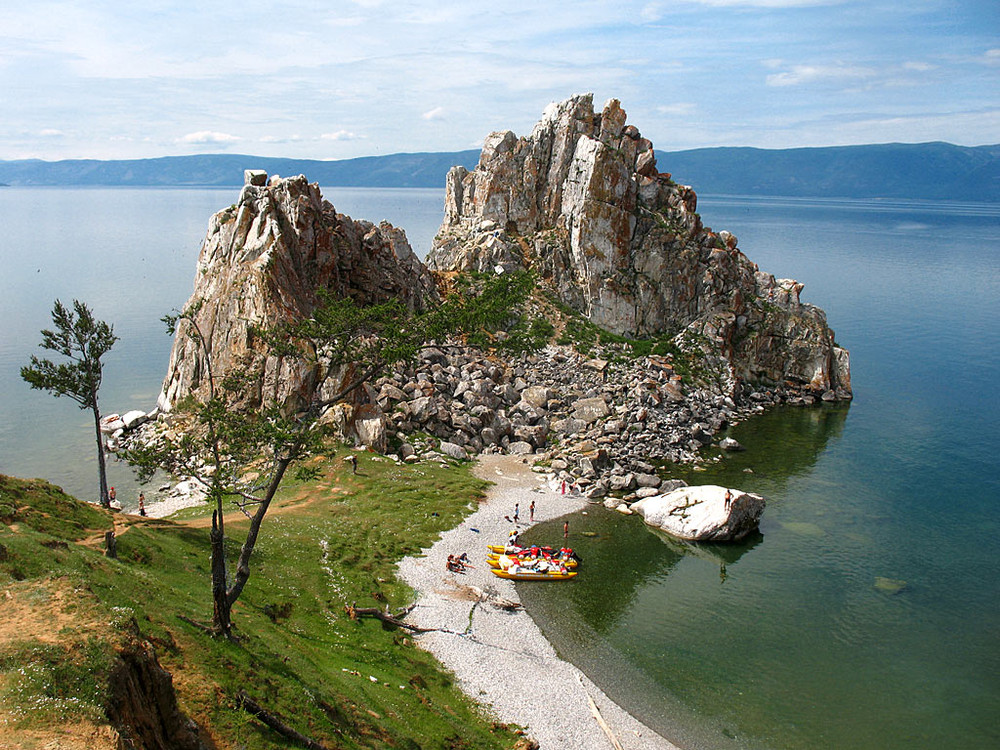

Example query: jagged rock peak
[427,95,851,397]
[158,171,438,412]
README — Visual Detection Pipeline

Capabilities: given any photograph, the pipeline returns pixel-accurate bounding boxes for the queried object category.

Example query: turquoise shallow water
[518,196,1000,749]
[1,189,997,746]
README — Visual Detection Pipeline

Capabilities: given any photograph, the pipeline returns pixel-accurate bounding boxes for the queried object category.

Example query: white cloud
[656,103,697,116]
[38,128,66,137]
[320,130,365,141]
[680,0,841,6]
[422,107,446,121]
[260,135,304,143]
[178,131,241,145]
[640,3,665,22]
[766,64,875,87]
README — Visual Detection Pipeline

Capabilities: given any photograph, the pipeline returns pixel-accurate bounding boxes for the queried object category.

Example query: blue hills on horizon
[1,142,997,202]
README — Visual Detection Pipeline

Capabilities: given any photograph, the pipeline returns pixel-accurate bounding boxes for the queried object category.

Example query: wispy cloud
[178,131,241,145]
[766,64,875,87]
[656,103,698,116]
[679,0,842,6]
[260,135,304,143]
[321,130,365,141]
[2,0,995,158]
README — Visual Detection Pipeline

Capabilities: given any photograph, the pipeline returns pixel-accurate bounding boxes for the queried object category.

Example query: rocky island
[144,94,849,531]
[6,95,857,750]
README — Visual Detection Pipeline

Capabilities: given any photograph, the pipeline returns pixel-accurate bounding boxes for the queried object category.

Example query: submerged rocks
[631,485,766,542]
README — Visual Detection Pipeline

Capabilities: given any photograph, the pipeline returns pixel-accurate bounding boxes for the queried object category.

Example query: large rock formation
[428,94,851,398]
[158,171,437,412]
[631,485,766,542]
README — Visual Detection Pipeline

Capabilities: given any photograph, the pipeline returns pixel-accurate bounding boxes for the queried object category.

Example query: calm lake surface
[1,187,998,748]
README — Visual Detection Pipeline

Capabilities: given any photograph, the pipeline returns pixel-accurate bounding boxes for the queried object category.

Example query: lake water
[1,187,997,748]
[519,195,1000,749]
[0,186,445,508]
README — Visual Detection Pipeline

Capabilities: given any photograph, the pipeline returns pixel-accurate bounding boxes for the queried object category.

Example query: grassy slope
[0,453,523,749]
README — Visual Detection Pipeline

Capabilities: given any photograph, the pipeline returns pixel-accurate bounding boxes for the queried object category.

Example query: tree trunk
[226,458,291,609]
[210,509,232,637]
[91,393,110,508]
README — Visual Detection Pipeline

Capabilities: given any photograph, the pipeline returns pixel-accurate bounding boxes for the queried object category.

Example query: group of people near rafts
[446,553,472,572]
[503,546,574,576]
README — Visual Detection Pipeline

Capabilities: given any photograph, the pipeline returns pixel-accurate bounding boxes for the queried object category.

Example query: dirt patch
[0,722,119,750]
[0,578,119,750]
[180,479,346,529]
[0,577,107,646]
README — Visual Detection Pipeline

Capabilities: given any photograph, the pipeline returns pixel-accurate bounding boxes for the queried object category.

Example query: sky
[1,0,997,161]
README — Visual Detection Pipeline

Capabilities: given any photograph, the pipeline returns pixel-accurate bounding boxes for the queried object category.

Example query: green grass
[0,453,524,748]
[0,637,114,726]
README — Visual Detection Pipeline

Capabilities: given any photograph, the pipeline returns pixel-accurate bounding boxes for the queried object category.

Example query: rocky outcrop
[158,172,437,413]
[428,94,851,398]
[106,637,208,750]
[631,485,766,542]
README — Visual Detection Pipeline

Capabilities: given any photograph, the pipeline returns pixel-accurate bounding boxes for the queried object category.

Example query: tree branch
[236,691,330,750]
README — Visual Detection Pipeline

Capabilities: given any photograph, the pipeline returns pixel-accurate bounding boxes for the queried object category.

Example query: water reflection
[651,528,763,567]
[664,402,850,495]
[514,402,853,750]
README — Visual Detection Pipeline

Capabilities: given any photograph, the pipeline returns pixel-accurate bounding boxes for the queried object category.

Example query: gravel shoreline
[397,454,681,750]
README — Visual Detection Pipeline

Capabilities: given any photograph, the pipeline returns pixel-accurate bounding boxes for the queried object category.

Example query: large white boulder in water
[631,485,765,542]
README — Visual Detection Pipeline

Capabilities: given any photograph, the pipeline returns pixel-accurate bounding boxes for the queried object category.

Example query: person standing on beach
[563,520,569,539]
[138,492,146,517]
[529,500,535,522]
[513,503,519,524]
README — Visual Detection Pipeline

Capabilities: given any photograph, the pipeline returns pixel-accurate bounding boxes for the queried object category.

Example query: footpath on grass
[398,454,680,750]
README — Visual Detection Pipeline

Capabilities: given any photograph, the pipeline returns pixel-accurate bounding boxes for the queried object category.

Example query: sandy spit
[397,454,680,750]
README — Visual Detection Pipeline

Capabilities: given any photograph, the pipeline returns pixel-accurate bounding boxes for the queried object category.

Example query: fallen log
[236,691,329,750]
[579,675,624,750]
[345,603,433,632]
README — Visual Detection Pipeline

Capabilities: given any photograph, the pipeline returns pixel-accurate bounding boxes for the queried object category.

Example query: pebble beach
[397,454,680,750]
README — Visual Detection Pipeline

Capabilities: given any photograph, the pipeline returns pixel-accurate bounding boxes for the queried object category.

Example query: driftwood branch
[236,691,329,750]
[344,602,436,632]
[578,675,624,750]
[177,615,217,636]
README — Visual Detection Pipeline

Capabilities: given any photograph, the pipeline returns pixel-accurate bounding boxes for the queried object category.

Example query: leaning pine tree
[125,272,547,638]
[21,299,119,508]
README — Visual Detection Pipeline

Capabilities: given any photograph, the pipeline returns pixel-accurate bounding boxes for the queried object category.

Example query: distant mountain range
[1,142,997,201]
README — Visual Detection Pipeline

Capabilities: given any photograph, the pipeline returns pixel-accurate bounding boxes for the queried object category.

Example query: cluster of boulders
[330,341,820,502]
[100,410,153,452]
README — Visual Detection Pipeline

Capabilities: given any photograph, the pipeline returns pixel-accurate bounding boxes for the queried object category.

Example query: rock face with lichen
[428,94,851,398]
[158,172,437,413]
